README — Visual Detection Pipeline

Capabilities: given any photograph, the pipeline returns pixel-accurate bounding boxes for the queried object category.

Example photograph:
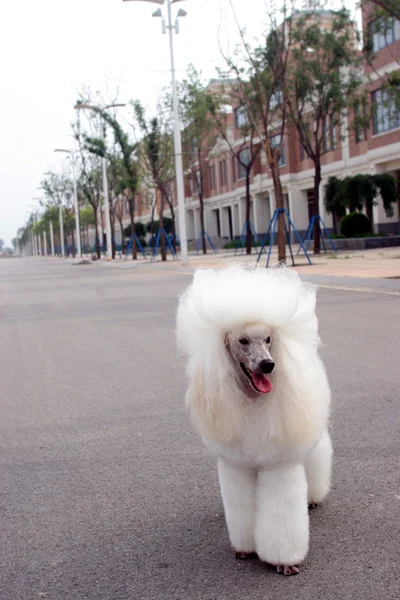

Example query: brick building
[113,7,400,247]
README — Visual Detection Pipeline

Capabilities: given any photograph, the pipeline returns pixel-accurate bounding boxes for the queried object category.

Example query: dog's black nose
[259,359,275,374]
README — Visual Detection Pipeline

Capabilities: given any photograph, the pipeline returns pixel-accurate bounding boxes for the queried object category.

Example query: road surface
[1,258,399,600]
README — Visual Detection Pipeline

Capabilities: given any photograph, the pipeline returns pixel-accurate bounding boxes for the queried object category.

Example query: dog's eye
[239,338,249,345]
[266,337,271,344]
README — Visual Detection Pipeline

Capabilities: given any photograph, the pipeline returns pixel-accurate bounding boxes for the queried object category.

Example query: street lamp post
[35,213,42,256]
[101,155,112,259]
[54,149,81,257]
[73,103,125,260]
[43,231,47,256]
[59,205,65,257]
[49,220,55,257]
[123,0,188,265]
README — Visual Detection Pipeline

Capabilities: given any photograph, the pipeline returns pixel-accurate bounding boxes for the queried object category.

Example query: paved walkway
[91,246,400,277]
[80,245,400,287]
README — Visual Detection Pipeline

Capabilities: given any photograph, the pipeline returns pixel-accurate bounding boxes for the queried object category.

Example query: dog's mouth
[240,362,273,394]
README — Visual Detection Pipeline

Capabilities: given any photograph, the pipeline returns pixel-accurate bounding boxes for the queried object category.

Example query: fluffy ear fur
[176,265,330,444]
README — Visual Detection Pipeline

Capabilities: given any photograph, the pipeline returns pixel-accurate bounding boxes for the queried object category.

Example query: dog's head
[225,323,275,399]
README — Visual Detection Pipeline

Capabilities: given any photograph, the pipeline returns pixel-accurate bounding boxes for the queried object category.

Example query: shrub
[124,222,146,238]
[224,239,261,249]
[340,212,371,238]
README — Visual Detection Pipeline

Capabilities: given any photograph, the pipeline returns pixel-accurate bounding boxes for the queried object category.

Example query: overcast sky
[0,0,350,246]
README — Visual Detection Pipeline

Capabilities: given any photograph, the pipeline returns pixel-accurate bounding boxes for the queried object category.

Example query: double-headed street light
[54,149,81,257]
[74,102,125,260]
[123,0,189,265]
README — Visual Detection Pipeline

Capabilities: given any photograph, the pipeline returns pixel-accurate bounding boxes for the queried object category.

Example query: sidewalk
[111,246,400,276]
[70,245,400,283]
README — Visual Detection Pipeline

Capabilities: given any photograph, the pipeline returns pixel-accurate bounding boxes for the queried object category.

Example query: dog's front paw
[235,551,258,560]
[276,565,299,576]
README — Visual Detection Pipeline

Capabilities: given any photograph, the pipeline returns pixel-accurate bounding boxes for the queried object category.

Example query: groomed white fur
[176,265,332,568]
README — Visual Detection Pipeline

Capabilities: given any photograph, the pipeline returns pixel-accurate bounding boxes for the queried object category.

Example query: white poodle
[176,265,332,576]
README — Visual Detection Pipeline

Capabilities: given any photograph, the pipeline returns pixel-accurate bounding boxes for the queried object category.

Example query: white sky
[0,0,353,246]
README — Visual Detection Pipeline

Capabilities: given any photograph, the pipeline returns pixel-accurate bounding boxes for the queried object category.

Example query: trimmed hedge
[340,212,371,238]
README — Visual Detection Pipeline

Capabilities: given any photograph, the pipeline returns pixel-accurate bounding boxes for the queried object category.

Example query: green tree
[76,102,139,259]
[218,2,294,261]
[40,172,76,256]
[284,8,364,253]
[364,0,400,22]
[324,177,347,234]
[179,66,219,254]
[133,101,175,261]
[73,114,104,258]
[80,205,95,249]
[207,87,261,254]
[325,173,396,229]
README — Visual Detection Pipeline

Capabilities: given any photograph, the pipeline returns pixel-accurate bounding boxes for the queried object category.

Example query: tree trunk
[119,219,125,254]
[159,189,167,262]
[92,206,101,258]
[170,204,177,252]
[199,192,206,254]
[129,200,137,260]
[270,158,286,263]
[245,170,252,254]
[110,209,116,259]
[197,151,207,255]
[71,231,76,258]
[313,161,321,254]
[332,212,337,236]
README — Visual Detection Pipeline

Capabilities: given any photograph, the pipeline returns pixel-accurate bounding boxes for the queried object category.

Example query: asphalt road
[1,258,399,600]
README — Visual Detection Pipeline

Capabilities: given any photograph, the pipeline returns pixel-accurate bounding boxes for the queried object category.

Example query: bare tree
[284,7,364,253]
[219,3,293,261]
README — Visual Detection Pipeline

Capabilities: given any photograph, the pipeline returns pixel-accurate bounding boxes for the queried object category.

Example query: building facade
[113,7,400,247]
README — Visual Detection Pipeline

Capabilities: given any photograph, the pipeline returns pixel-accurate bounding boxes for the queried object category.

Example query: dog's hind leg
[217,458,257,556]
[305,430,333,507]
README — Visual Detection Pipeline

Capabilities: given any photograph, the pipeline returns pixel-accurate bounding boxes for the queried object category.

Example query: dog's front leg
[218,458,257,558]
[255,463,309,575]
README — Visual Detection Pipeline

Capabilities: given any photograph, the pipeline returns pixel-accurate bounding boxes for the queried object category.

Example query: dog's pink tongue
[252,373,273,394]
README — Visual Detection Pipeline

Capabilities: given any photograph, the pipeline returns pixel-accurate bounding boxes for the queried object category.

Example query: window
[271,134,286,166]
[235,106,248,128]
[209,164,216,189]
[232,156,236,182]
[238,148,250,179]
[269,90,283,110]
[354,101,368,143]
[372,88,400,134]
[368,18,400,52]
[323,116,337,152]
[220,160,227,186]
[193,170,201,195]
